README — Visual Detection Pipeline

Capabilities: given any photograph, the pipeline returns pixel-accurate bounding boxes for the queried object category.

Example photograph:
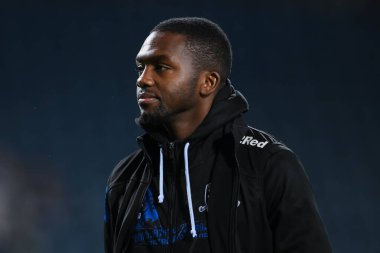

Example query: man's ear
[199,71,221,97]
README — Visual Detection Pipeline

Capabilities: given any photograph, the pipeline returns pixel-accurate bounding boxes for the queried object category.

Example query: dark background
[0,1,379,252]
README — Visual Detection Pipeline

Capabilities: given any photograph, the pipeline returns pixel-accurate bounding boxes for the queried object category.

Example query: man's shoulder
[232,118,290,154]
[231,118,295,172]
[107,149,145,190]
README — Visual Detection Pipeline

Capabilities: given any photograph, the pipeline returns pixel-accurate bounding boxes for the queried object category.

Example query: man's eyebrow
[135,54,170,63]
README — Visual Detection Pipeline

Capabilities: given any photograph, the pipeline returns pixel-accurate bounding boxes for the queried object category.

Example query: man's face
[135,31,200,129]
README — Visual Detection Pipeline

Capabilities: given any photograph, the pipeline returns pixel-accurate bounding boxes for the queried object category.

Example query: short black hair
[151,17,232,84]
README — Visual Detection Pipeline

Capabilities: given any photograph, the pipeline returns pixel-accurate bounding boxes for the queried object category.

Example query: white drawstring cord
[184,142,197,237]
[157,143,197,237]
[158,147,164,203]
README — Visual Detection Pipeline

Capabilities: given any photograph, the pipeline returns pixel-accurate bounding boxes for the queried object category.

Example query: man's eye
[155,65,169,72]
[135,65,144,75]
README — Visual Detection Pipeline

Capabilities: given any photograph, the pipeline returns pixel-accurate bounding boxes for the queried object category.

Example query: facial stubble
[137,75,198,131]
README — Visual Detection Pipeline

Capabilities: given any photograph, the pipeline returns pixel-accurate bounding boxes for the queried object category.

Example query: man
[104,17,332,253]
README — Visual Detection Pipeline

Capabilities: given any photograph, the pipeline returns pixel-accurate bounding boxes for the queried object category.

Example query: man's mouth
[138,92,160,105]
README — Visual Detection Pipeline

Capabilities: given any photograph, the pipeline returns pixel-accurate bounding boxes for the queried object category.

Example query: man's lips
[137,93,160,104]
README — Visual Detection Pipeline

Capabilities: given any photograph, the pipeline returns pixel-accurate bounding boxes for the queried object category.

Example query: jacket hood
[136,79,249,144]
[188,79,249,140]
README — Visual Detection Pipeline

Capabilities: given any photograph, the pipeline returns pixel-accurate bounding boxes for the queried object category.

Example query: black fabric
[104,81,333,253]
[126,135,217,253]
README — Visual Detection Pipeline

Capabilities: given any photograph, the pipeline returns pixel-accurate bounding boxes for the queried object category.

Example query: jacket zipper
[168,142,176,253]
[229,154,240,253]
[123,160,152,253]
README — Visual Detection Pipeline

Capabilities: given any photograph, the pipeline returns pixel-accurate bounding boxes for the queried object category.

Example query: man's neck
[165,103,212,140]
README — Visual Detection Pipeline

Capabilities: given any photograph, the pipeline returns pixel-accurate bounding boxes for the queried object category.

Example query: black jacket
[104,83,332,253]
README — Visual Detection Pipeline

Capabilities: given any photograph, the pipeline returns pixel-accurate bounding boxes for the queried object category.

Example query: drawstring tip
[158,147,164,204]
[190,230,197,238]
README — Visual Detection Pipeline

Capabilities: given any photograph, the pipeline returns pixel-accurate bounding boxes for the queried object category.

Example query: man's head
[151,17,232,85]
[135,17,232,138]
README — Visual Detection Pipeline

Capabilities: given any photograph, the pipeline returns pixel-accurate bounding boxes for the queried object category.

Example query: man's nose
[136,66,154,88]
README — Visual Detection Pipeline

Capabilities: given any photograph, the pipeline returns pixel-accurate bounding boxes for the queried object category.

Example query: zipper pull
[168,142,175,160]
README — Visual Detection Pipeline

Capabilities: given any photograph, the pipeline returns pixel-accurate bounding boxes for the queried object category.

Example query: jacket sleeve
[264,149,333,253]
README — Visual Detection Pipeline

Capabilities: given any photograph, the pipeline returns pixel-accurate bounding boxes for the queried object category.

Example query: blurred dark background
[0,1,379,252]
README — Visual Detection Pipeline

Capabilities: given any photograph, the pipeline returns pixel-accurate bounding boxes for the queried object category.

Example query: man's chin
[137,112,165,130]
